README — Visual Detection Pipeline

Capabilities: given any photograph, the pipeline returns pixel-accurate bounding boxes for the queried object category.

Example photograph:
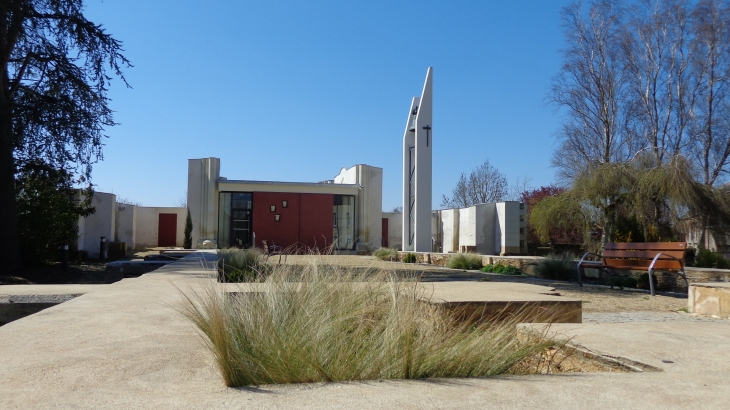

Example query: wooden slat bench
[577,242,688,296]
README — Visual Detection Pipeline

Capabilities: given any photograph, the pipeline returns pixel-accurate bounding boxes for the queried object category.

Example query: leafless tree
[686,0,730,186]
[440,160,509,208]
[622,0,693,166]
[549,0,634,182]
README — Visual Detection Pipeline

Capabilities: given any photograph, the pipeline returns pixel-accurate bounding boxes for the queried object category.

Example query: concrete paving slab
[0,251,728,409]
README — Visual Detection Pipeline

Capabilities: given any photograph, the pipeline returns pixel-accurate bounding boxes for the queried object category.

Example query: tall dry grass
[217,248,270,282]
[181,259,557,386]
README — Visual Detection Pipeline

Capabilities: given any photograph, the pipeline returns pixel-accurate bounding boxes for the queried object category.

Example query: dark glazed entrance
[230,193,253,248]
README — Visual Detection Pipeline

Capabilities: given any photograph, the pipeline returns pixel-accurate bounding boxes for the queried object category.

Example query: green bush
[218,248,270,282]
[445,253,483,270]
[183,208,193,249]
[373,247,398,261]
[403,253,418,263]
[481,264,522,275]
[693,248,730,269]
[534,253,576,281]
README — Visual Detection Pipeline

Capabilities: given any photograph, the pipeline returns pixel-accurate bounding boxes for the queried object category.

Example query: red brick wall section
[299,193,334,251]
[251,192,333,252]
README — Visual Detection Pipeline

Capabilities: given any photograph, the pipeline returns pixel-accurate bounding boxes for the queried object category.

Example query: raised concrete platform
[1,252,728,409]
[689,282,730,318]
[417,282,582,323]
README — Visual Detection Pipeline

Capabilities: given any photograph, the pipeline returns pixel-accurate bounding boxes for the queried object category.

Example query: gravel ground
[582,312,728,323]
[280,255,719,320]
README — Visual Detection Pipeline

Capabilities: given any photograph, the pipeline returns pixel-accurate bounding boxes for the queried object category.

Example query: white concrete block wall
[430,201,525,256]
[440,209,459,253]
[458,206,476,248]
[334,164,383,251]
[187,158,220,248]
[475,203,496,255]
[116,204,137,250]
[78,191,116,258]
[134,207,187,249]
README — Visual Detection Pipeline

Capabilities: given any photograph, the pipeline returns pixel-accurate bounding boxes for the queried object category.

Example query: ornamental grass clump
[373,247,398,261]
[534,253,576,281]
[180,260,557,387]
[217,248,270,282]
[445,253,483,270]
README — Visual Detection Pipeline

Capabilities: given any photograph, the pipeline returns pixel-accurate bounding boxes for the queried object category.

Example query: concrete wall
[382,212,403,250]
[187,158,220,248]
[417,201,527,256]
[496,201,524,255]
[440,209,459,253]
[458,206,476,249]
[134,207,187,249]
[116,203,136,250]
[78,192,116,258]
[334,164,383,252]
[475,203,497,255]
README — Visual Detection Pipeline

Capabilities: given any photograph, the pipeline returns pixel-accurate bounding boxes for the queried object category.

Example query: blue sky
[83,0,573,210]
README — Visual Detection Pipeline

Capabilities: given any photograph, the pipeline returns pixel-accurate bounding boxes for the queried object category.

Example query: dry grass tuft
[181,258,560,387]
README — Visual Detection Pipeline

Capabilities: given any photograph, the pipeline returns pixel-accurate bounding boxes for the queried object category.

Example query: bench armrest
[647,252,686,296]
[577,252,601,266]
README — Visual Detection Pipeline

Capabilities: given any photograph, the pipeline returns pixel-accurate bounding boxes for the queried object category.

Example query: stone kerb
[689,282,730,318]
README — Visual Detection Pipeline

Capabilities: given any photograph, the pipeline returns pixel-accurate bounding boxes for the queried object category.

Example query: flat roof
[218,179,360,195]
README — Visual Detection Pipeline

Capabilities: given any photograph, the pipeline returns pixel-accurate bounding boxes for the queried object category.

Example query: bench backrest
[602,242,686,271]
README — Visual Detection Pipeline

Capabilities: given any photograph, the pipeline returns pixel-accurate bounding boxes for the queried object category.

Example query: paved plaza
[1,253,729,409]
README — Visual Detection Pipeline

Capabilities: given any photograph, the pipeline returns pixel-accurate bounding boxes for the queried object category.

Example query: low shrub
[403,253,418,263]
[693,248,730,269]
[481,264,522,275]
[373,247,398,261]
[445,253,483,270]
[218,248,270,282]
[534,253,576,281]
[180,262,559,387]
[600,275,637,289]
[636,272,660,290]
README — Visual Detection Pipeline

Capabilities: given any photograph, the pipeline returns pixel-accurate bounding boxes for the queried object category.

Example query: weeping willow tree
[531,156,730,250]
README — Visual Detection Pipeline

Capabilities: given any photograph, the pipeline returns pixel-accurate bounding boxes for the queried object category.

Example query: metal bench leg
[577,252,592,288]
[648,268,655,296]
[577,264,583,287]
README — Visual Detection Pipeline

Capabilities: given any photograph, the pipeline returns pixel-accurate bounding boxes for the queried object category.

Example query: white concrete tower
[402,67,433,252]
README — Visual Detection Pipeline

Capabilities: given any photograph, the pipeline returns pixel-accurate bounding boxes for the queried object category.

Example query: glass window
[333,195,355,250]
[219,192,253,249]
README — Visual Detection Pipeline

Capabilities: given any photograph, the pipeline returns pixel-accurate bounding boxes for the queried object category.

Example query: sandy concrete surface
[1,252,729,409]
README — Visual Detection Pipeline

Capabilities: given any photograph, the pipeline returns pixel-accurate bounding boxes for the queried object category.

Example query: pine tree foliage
[0,1,130,271]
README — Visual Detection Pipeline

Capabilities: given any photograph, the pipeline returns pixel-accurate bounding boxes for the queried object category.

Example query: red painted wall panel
[299,193,334,250]
[251,192,333,252]
[252,192,300,249]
